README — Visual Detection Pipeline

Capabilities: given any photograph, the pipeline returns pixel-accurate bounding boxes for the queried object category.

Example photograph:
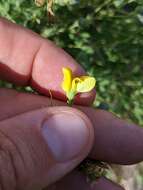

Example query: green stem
[67,99,74,106]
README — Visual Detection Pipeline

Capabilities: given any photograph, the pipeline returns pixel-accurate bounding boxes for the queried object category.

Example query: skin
[0,17,143,190]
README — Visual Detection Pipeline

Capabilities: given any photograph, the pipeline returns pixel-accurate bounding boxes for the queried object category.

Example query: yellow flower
[62,67,96,104]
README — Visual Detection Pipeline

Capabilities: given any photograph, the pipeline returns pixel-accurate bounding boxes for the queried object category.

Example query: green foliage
[0,0,143,125]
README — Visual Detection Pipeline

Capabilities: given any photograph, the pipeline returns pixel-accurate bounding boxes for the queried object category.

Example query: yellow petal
[61,67,72,93]
[71,77,81,92]
[76,76,96,93]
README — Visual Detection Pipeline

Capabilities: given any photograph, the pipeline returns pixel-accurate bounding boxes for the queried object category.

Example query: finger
[1,88,143,165]
[88,109,143,165]
[0,106,94,190]
[0,17,95,105]
[47,171,124,190]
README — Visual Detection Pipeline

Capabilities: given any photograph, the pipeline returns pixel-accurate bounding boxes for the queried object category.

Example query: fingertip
[0,105,94,189]
[75,89,96,105]
[31,40,96,105]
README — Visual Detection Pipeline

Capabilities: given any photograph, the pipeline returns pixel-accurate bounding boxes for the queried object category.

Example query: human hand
[0,18,143,190]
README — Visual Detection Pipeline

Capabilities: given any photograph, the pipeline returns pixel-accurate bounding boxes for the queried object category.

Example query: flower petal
[71,77,81,92]
[76,76,96,93]
[61,67,72,93]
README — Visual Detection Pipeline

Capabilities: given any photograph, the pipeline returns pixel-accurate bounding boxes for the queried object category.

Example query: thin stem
[67,99,74,106]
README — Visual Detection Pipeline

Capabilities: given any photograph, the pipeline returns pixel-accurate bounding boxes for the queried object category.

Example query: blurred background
[0,0,143,189]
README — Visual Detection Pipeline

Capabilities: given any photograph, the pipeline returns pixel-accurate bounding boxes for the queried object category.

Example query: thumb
[0,106,94,190]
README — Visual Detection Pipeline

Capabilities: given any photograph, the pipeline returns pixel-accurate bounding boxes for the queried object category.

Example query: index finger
[0,18,95,105]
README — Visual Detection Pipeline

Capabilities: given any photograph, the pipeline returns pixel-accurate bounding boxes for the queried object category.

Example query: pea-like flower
[61,67,96,105]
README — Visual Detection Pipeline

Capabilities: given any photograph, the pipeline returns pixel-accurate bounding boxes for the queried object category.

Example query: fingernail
[42,112,89,162]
